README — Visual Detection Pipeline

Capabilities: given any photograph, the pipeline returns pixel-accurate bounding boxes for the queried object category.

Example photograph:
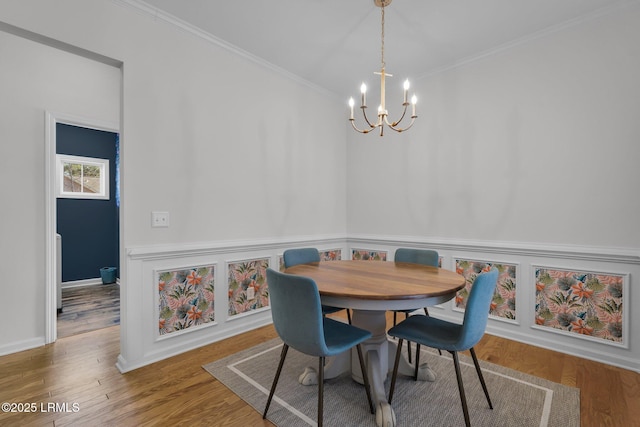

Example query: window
[56,154,109,200]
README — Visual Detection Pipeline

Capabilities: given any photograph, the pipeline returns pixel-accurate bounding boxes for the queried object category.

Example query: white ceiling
[141,0,633,98]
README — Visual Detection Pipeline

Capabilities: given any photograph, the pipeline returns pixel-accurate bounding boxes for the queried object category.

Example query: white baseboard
[0,336,45,357]
[432,312,640,374]
[62,277,119,288]
[116,316,272,373]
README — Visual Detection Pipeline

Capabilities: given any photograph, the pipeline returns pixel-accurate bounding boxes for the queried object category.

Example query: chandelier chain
[380,2,385,69]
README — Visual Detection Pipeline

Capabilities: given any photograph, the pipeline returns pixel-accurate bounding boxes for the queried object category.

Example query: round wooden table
[285,260,465,427]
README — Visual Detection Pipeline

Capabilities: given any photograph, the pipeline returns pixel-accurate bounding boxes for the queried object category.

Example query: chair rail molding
[347,234,640,264]
[126,234,348,261]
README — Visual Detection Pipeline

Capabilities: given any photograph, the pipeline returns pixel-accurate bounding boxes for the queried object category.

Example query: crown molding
[418,0,640,80]
[111,0,335,98]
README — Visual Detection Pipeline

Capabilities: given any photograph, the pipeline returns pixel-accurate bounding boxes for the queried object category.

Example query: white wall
[347,4,640,249]
[0,0,347,365]
[0,0,348,245]
[0,29,120,353]
[2,0,638,372]
[116,19,348,245]
[345,4,640,372]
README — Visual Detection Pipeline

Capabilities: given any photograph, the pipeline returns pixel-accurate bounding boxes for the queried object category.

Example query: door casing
[45,111,120,343]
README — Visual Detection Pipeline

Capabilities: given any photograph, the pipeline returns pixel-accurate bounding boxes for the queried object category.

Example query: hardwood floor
[57,283,120,338]
[1,312,638,426]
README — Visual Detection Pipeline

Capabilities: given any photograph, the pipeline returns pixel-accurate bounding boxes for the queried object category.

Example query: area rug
[203,338,580,426]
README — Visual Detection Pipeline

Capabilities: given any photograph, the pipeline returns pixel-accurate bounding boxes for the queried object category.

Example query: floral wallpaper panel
[228,257,270,317]
[352,249,388,261]
[454,259,517,321]
[279,249,342,271]
[158,265,215,336]
[534,267,624,344]
[320,249,342,261]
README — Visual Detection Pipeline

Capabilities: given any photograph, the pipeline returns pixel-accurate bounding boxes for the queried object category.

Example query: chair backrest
[283,248,320,268]
[457,268,499,350]
[394,248,439,267]
[266,268,328,356]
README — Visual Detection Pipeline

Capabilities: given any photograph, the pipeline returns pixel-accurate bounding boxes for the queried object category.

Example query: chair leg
[451,351,471,427]
[346,309,352,324]
[413,343,421,381]
[470,347,493,409]
[405,312,412,364]
[393,311,397,326]
[263,344,289,419]
[388,338,404,404]
[355,344,375,414]
[318,356,324,427]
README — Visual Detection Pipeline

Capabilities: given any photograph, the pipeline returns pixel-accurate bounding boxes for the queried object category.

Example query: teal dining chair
[387,268,499,427]
[283,248,351,324]
[393,248,441,362]
[263,268,374,426]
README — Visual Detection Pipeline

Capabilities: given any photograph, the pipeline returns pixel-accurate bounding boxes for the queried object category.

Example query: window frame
[56,154,110,200]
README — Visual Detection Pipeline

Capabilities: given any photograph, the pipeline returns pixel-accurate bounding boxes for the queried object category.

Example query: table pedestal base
[297,310,436,427]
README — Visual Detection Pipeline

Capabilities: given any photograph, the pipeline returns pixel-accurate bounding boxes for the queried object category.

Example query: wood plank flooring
[1,312,638,426]
[57,284,120,338]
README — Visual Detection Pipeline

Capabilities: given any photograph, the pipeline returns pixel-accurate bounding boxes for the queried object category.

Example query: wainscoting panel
[348,235,640,373]
[226,257,270,319]
[117,236,348,372]
[156,264,216,340]
[532,265,627,348]
[453,258,519,324]
[117,234,639,373]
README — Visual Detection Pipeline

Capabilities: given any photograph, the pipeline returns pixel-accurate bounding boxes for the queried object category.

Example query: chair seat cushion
[388,315,465,352]
[321,305,344,315]
[323,318,372,357]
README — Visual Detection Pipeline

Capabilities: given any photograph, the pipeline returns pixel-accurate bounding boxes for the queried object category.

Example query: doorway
[46,112,120,342]
[56,122,120,338]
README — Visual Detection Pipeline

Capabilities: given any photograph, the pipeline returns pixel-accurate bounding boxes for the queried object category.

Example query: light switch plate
[151,211,170,227]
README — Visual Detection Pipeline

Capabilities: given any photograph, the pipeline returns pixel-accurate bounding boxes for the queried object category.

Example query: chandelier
[349,0,417,136]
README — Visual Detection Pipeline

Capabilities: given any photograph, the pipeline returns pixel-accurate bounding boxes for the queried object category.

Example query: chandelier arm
[349,119,374,134]
[384,103,409,127]
[360,107,379,129]
[387,115,418,133]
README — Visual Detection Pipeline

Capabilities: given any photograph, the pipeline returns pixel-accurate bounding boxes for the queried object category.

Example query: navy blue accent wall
[56,123,119,282]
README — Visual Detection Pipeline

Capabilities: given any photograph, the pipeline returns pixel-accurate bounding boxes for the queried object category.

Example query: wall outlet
[151,211,170,228]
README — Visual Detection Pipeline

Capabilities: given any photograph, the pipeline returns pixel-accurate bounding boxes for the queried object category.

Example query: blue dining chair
[263,268,374,426]
[393,248,441,361]
[387,268,499,427]
[283,248,351,324]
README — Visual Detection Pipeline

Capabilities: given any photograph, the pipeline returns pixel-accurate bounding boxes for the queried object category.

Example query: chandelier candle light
[349,0,417,136]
